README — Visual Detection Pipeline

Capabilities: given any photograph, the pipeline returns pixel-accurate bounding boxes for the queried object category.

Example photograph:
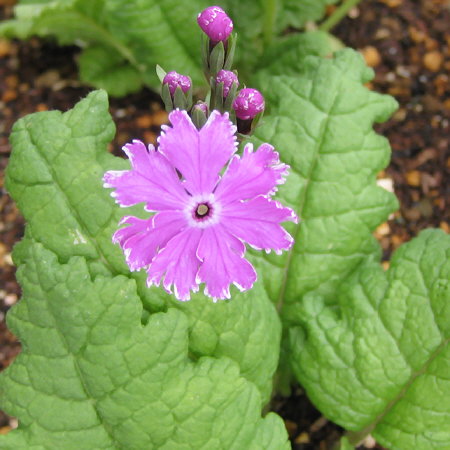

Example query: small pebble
[376,222,391,236]
[152,110,169,127]
[114,109,127,118]
[440,222,450,233]
[361,46,381,67]
[0,39,12,57]
[2,90,17,103]
[4,294,17,306]
[381,0,402,7]
[136,114,153,128]
[294,432,310,444]
[405,170,421,187]
[423,51,443,72]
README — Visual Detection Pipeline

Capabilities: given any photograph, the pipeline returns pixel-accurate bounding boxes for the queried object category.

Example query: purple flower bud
[216,70,239,97]
[232,88,265,120]
[193,101,209,114]
[197,6,233,43]
[163,71,191,96]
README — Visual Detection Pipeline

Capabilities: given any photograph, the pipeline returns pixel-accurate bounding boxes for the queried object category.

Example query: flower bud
[193,101,208,115]
[163,71,191,96]
[191,101,209,129]
[232,88,265,120]
[197,6,233,43]
[216,70,239,97]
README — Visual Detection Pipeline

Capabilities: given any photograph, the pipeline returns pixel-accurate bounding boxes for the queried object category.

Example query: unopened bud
[191,101,209,129]
[193,101,208,115]
[163,71,191,96]
[232,88,265,120]
[216,70,239,97]
[197,6,233,43]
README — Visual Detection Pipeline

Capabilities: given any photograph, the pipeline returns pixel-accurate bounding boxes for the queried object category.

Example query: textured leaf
[290,229,450,449]
[5,90,282,404]
[0,0,208,94]
[217,0,339,79]
[251,50,398,319]
[253,31,343,79]
[0,244,289,449]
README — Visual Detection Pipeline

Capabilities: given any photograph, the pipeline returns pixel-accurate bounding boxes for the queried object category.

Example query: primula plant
[1,5,450,450]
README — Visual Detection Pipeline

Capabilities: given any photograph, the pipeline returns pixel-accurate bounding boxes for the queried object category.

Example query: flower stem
[319,0,364,32]
[262,0,278,47]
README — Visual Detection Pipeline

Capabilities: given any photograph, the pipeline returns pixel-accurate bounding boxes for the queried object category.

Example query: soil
[0,0,448,447]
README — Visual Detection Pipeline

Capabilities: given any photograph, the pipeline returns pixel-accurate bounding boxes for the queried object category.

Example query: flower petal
[198,110,237,191]
[158,110,237,195]
[147,227,202,301]
[103,140,188,211]
[113,212,186,271]
[215,143,289,204]
[222,196,297,254]
[196,225,257,300]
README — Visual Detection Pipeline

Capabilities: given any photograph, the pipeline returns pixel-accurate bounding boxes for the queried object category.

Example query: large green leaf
[5,90,282,404]
[0,244,289,449]
[290,229,450,449]
[253,30,343,80]
[252,50,398,319]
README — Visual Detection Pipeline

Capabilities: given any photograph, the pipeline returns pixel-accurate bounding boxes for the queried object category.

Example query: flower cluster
[105,6,297,301]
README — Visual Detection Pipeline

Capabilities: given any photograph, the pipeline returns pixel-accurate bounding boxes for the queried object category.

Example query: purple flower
[163,71,191,96]
[233,88,265,120]
[216,70,239,97]
[104,110,296,301]
[197,6,233,43]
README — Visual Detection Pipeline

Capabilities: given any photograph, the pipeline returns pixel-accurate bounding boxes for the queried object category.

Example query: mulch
[0,0,448,447]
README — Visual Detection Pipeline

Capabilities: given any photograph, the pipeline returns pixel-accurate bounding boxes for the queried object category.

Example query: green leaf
[253,31,343,80]
[5,90,282,404]
[0,0,208,94]
[216,0,340,80]
[0,244,289,449]
[78,46,143,97]
[251,50,398,318]
[290,229,450,449]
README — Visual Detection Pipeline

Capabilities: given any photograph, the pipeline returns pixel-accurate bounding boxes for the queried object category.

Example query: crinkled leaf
[253,31,343,79]
[5,90,282,404]
[251,50,398,319]
[290,229,450,449]
[0,243,289,449]
[0,0,208,94]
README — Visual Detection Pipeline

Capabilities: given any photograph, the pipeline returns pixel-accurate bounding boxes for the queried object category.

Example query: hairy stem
[319,0,364,32]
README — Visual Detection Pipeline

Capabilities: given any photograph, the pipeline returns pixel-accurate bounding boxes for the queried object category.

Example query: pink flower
[104,110,296,301]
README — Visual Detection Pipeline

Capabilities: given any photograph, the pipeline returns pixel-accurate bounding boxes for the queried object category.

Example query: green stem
[319,0,364,32]
[262,0,278,47]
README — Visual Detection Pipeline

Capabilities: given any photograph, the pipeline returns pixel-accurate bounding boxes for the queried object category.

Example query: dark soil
[0,0,448,447]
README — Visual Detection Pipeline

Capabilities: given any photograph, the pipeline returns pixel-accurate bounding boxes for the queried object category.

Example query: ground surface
[0,0,448,447]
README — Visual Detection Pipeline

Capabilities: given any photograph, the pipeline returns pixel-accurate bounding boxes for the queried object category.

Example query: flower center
[185,194,221,229]
[195,202,211,219]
